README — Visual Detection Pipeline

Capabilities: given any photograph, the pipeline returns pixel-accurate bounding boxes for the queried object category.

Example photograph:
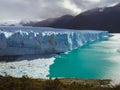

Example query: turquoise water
[48,34,120,79]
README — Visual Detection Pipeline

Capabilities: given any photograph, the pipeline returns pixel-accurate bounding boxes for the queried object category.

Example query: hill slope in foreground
[0,75,118,90]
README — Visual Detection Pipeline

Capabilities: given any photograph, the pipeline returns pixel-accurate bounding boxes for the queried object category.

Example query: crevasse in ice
[0,26,108,56]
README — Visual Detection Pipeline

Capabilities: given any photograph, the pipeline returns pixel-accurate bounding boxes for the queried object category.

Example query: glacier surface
[0,26,108,56]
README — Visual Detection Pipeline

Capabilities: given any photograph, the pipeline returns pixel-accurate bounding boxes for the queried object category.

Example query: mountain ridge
[24,3,120,33]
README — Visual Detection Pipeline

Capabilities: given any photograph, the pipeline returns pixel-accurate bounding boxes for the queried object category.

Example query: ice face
[0,26,108,56]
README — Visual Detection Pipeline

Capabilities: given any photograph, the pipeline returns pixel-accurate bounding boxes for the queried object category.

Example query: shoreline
[0,75,119,90]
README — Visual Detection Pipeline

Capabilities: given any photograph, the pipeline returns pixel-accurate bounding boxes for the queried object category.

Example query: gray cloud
[71,0,120,11]
[0,0,120,23]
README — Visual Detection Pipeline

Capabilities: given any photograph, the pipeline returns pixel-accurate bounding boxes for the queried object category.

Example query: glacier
[0,26,108,56]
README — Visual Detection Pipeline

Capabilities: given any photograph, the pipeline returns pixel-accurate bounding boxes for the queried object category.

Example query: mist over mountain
[24,3,120,33]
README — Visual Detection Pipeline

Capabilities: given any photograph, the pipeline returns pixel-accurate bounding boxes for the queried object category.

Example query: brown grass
[0,75,119,90]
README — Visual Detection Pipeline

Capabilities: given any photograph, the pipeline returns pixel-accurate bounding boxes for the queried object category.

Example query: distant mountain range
[23,3,120,33]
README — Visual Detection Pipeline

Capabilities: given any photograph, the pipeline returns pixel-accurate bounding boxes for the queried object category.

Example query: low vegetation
[0,75,119,90]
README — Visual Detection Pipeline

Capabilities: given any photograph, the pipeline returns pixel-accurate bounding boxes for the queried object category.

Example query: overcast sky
[0,0,120,24]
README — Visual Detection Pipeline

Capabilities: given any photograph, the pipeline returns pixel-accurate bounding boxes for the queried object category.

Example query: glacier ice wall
[0,26,108,56]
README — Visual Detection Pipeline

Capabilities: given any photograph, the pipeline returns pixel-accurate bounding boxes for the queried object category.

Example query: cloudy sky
[0,0,119,24]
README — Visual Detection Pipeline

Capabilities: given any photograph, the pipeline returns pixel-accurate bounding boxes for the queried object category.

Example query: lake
[49,34,120,80]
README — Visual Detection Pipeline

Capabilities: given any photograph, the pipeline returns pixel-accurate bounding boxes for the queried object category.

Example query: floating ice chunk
[0,55,55,78]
